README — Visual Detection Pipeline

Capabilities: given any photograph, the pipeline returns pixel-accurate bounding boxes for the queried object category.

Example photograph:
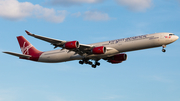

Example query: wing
[25,30,94,55]
[25,30,66,47]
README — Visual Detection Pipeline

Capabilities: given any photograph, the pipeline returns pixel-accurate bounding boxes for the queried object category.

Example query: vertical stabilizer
[17,36,43,61]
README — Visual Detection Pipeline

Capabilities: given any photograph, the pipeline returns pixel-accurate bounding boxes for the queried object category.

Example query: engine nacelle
[64,41,79,49]
[113,53,127,61]
[108,60,123,64]
[92,46,106,54]
[108,53,127,64]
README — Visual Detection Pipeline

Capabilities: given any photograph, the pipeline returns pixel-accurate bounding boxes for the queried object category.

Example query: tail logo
[21,42,33,55]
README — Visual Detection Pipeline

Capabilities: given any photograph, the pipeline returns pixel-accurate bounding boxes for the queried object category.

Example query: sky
[0,0,180,101]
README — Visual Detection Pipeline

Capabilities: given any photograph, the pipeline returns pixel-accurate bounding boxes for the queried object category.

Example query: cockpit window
[169,34,175,36]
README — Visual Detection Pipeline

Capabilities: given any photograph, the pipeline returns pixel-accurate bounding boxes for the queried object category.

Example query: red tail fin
[17,36,43,61]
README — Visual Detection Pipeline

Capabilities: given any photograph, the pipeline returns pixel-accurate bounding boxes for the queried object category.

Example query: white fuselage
[38,32,179,63]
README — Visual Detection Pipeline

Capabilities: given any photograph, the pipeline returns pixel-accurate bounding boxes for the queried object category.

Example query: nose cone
[171,35,179,42]
[176,35,179,40]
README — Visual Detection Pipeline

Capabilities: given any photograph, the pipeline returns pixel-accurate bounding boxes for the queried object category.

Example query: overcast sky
[0,0,180,101]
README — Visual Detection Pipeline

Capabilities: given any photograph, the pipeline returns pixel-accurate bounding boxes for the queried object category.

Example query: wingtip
[25,30,32,35]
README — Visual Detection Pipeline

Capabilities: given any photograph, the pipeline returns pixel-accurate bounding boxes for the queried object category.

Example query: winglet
[25,30,32,35]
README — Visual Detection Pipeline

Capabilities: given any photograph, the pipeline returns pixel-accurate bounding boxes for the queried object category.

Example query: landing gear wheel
[79,61,84,64]
[92,65,96,68]
[162,49,166,52]
[95,62,100,66]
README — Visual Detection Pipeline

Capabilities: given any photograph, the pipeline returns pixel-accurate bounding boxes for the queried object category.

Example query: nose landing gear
[162,45,166,52]
[162,49,166,52]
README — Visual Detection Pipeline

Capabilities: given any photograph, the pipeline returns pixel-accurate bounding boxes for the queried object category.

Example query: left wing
[25,30,94,55]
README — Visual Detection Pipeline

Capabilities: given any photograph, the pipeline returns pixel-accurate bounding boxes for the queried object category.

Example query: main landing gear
[162,45,166,53]
[92,61,100,68]
[79,59,100,68]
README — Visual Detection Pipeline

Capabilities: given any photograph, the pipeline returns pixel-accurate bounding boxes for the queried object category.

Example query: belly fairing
[38,50,76,63]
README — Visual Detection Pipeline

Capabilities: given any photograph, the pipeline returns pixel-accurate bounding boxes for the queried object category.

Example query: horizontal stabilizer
[3,51,31,59]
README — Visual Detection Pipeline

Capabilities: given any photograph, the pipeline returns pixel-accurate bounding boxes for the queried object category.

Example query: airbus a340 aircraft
[3,31,179,68]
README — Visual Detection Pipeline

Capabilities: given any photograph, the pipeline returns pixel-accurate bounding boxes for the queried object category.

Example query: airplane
[3,30,179,68]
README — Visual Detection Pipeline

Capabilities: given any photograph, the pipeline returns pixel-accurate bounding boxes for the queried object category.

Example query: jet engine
[108,53,127,64]
[92,46,106,54]
[64,41,79,49]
